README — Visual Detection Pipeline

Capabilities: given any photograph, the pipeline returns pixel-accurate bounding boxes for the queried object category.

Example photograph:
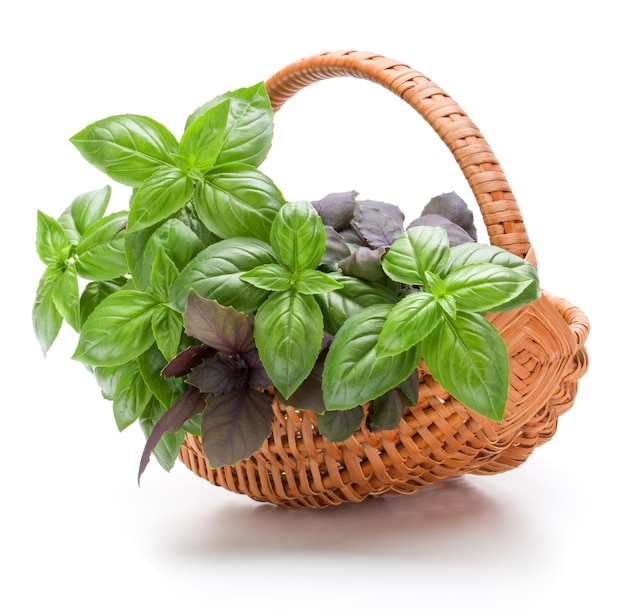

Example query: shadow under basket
[178,50,590,510]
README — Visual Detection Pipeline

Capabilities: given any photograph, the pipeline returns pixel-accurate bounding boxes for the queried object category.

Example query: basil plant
[32,81,540,477]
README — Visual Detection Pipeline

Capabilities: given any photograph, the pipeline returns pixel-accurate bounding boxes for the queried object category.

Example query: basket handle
[265,50,535,265]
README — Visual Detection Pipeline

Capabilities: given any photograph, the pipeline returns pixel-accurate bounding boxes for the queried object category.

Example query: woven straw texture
[178,50,590,509]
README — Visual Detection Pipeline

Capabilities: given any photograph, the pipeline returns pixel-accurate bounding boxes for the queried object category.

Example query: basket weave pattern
[178,51,590,509]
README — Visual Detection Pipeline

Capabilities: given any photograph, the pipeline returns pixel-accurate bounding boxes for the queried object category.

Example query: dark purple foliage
[139,291,274,473]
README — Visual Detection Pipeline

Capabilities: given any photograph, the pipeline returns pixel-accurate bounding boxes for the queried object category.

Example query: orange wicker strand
[178,51,590,509]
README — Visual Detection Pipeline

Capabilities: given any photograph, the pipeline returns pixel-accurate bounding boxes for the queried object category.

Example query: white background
[2,1,622,611]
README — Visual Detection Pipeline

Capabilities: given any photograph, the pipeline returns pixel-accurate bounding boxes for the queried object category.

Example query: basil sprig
[241,201,343,399]
[34,83,282,471]
[323,226,538,421]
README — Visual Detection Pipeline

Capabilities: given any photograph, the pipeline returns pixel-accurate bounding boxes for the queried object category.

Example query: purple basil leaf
[396,369,419,405]
[322,226,352,265]
[311,191,357,231]
[201,387,274,468]
[339,245,386,281]
[407,214,475,246]
[243,349,272,389]
[316,405,364,442]
[367,388,406,431]
[138,387,205,483]
[274,352,327,414]
[338,225,366,246]
[420,192,477,240]
[321,331,334,352]
[183,290,255,354]
[351,200,405,248]
[186,355,248,395]
[161,343,215,378]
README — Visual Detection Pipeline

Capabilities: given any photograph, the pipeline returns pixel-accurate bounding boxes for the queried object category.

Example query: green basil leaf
[376,292,441,357]
[75,210,128,281]
[294,269,343,295]
[270,201,326,273]
[179,99,230,173]
[444,263,533,313]
[316,406,364,442]
[175,203,219,246]
[151,305,183,362]
[423,270,446,296]
[72,290,159,366]
[322,304,421,411]
[137,344,186,410]
[127,217,205,293]
[139,396,186,472]
[153,218,206,272]
[150,247,179,302]
[169,238,276,313]
[124,224,157,293]
[33,273,63,355]
[79,278,127,326]
[127,166,194,233]
[255,291,324,399]
[70,115,178,187]
[315,273,398,335]
[51,261,81,331]
[382,226,450,285]
[423,312,508,422]
[201,387,274,468]
[240,263,293,292]
[91,363,125,401]
[443,242,540,312]
[195,164,283,240]
[186,82,274,168]
[36,210,70,265]
[112,360,152,431]
[58,186,111,245]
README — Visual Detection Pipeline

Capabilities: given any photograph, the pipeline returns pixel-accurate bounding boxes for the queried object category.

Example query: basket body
[178,51,590,509]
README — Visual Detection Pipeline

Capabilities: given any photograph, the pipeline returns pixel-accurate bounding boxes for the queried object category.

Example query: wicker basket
[178,50,590,509]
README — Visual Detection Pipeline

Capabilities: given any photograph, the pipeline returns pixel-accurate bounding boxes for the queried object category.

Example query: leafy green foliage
[70,115,179,187]
[35,83,287,475]
[33,186,126,353]
[195,165,283,241]
[34,77,543,478]
[169,238,277,313]
[70,82,284,239]
[72,290,160,366]
[240,201,342,399]
[322,304,423,411]
[375,225,537,421]
[184,82,275,168]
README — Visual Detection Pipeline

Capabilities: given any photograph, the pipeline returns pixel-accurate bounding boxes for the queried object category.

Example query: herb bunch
[33,83,540,476]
